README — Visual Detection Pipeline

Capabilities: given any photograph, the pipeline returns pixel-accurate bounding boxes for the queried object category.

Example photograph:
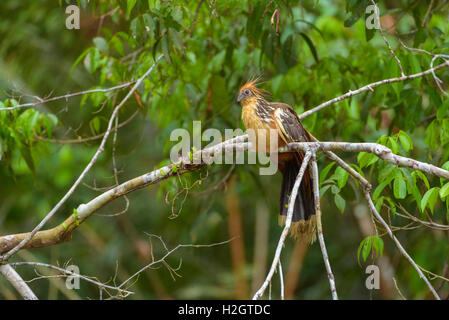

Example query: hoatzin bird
[237,80,316,243]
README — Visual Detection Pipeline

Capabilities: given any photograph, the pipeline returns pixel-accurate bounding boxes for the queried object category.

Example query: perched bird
[236,80,316,243]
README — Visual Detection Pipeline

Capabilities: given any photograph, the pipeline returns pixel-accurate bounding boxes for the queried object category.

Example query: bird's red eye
[244,89,250,95]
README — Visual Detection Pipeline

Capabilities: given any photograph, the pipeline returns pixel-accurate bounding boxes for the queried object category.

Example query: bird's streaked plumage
[237,81,316,243]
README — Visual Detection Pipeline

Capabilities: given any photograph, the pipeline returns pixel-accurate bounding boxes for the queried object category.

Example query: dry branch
[310,156,338,300]
[0,136,247,254]
[0,264,38,300]
[8,262,133,299]
[363,192,440,299]
[299,61,449,119]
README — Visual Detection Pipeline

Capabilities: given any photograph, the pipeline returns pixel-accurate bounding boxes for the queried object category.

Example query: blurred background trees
[0,0,449,299]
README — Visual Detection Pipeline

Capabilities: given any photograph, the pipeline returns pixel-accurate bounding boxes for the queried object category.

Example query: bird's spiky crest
[239,76,270,99]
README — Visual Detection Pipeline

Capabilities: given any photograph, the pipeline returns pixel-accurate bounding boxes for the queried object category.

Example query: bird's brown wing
[270,102,316,242]
[270,102,310,144]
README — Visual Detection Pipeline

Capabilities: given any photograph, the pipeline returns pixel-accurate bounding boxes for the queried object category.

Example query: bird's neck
[240,96,259,108]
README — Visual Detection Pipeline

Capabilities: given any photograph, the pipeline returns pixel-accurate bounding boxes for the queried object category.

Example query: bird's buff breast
[241,105,279,153]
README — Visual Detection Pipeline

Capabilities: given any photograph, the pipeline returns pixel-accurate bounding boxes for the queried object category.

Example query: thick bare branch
[0,136,247,254]
[281,141,449,180]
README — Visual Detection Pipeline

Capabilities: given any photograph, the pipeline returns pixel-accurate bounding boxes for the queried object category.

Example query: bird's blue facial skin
[237,89,252,102]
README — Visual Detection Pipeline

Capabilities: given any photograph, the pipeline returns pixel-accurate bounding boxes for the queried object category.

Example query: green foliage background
[0,0,449,299]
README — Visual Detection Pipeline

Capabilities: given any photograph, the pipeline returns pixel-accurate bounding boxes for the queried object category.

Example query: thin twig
[279,261,284,300]
[370,0,405,77]
[8,262,133,298]
[310,156,338,300]
[1,81,139,111]
[119,238,233,289]
[363,192,440,300]
[393,277,406,300]
[422,0,434,27]
[35,109,140,144]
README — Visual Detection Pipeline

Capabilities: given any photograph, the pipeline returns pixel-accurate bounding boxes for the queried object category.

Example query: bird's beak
[236,92,245,103]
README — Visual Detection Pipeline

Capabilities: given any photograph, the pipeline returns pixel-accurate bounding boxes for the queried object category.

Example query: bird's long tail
[279,155,316,243]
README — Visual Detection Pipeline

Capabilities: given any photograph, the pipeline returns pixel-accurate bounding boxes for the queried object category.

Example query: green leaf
[357,152,378,168]
[334,193,346,213]
[161,36,171,63]
[421,187,440,214]
[335,166,349,189]
[393,176,407,199]
[169,28,183,52]
[357,238,366,266]
[441,119,449,146]
[320,162,336,184]
[372,236,384,258]
[110,36,124,56]
[84,47,101,73]
[320,184,332,198]
[344,15,360,27]
[373,177,393,200]
[414,171,430,189]
[208,50,226,73]
[442,161,449,171]
[91,116,101,133]
[375,196,384,213]
[126,0,137,16]
[437,98,449,120]
[70,47,91,73]
[425,120,440,151]
[408,54,421,80]
[93,37,108,53]
[388,137,400,154]
[357,235,383,266]
[298,32,319,63]
[440,182,449,199]
[19,146,35,174]
[362,237,372,262]
[398,130,413,152]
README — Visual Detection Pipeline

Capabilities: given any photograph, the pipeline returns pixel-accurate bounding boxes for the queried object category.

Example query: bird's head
[236,80,266,105]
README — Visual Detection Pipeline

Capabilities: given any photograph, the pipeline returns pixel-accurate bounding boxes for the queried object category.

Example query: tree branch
[1,137,448,255]
[363,192,441,300]
[8,262,133,299]
[0,136,247,254]
[310,155,338,300]
[370,0,405,77]
[0,264,38,300]
[280,141,449,179]
[1,80,139,111]
[299,61,449,119]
